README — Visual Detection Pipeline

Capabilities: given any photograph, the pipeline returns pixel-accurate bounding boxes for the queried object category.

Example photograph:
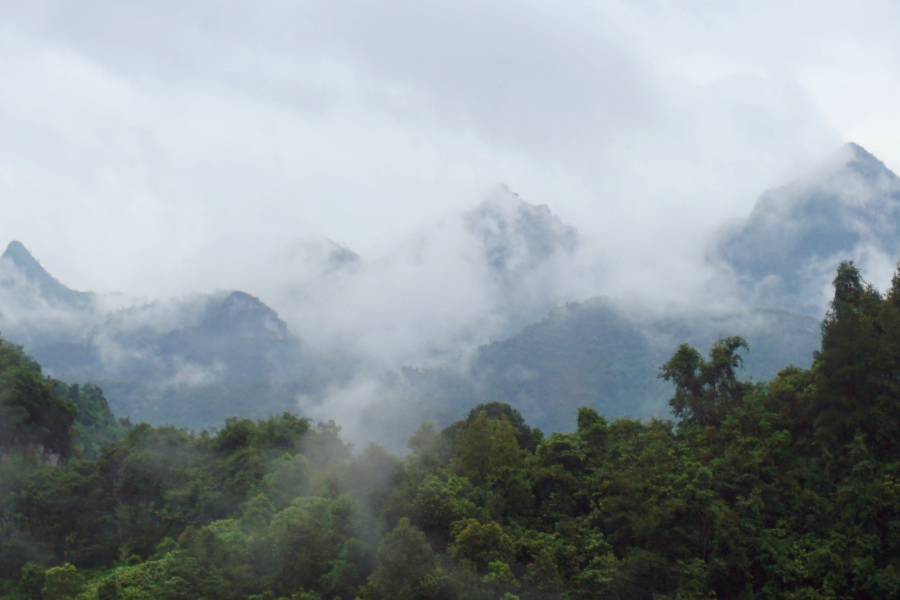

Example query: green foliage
[96,578,121,600]
[41,563,82,600]
[18,562,45,600]
[456,412,523,486]
[661,336,752,427]
[363,518,450,600]
[449,519,513,572]
[7,261,900,598]
[0,340,77,459]
[58,383,129,460]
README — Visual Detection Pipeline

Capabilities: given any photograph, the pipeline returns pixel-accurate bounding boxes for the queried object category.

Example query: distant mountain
[464,187,578,282]
[155,291,295,383]
[31,289,305,385]
[0,241,93,307]
[425,143,900,432]
[430,145,900,431]
[4,150,873,439]
[459,187,583,334]
[405,298,820,432]
[0,242,345,430]
[716,143,900,313]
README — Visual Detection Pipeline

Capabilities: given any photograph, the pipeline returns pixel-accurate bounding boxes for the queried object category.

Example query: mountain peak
[204,291,288,339]
[715,143,900,314]
[3,240,43,271]
[845,141,871,157]
[0,241,92,307]
[464,187,578,277]
[842,142,898,183]
[219,291,275,316]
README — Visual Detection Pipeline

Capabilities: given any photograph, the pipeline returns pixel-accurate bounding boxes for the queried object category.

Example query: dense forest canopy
[3,261,900,599]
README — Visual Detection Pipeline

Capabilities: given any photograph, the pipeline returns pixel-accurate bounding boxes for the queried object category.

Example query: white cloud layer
[0,0,895,310]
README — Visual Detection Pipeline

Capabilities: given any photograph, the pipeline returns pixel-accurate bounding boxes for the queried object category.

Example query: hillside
[716,142,900,312]
[400,142,898,433]
[3,261,900,599]
[0,144,896,439]
[406,299,819,433]
[0,241,93,308]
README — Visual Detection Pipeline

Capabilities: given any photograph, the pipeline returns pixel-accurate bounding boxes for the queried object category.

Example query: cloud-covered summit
[715,143,900,313]
[462,187,583,330]
[464,188,578,281]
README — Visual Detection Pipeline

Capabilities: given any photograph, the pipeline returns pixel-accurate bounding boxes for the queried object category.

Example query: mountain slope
[26,290,304,386]
[0,241,92,307]
[716,143,900,312]
[406,299,820,433]
[0,242,338,430]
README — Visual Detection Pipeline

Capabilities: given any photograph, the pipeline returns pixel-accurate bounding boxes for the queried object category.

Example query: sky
[0,0,897,303]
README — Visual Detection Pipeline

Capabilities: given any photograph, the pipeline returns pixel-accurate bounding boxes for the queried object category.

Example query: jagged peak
[0,240,92,306]
[845,142,878,162]
[841,142,899,183]
[460,187,579,283]
[219,291,275,314]
[465,187,578,249]
[3,240,48,272]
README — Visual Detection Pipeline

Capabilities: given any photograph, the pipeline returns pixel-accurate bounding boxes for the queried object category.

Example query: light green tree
[41,563,83,600]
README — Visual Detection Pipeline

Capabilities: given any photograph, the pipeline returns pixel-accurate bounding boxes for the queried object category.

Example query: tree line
[2,261,900,599]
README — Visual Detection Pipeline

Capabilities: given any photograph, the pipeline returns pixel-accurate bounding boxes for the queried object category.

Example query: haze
[2,0,897,305]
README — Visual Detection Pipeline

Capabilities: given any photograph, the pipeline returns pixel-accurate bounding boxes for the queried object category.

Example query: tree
[814,260,900,455]
[97,578,122,600]
[0,364,76,458]
[449,519,514,573]
[660,337,751,427]
[457,412,523,486]
[364,518,450,600]
[19,562,45,600]
[41,563,83,600]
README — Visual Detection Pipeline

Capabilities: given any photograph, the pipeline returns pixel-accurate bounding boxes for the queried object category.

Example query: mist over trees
[2,0,899,595]
[2,260,900,598]
[2,143,900,598]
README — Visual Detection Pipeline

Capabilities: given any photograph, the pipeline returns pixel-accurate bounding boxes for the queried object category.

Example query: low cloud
[0,0,855,303]
[1,1,899,445]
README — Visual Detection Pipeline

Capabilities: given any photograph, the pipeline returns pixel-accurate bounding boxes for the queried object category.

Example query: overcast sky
[0,0,896,300]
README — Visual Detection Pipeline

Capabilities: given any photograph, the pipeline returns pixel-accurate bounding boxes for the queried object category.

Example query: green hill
[406,299,819,433]
[3,262,900,599]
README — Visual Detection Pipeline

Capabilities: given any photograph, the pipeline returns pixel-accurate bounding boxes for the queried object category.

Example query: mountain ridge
[715,142,900,314]
[0,241,93,307]
[0,143,889,440]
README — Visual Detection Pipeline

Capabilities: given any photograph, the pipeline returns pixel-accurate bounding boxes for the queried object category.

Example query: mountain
[5,144,883,439]
[716,143,900,313]
[460,187,582,333]
[434,145,900,431]
[0,241,93,307]
[30,287,352,431]
[431,143,900,432]
[404,299,820,433]
[464,187,578,282]
[27,290,304,386]
[0,242,346,430]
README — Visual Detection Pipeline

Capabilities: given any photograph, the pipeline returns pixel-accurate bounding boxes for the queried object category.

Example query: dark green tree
[364,518,451,600]
[660,336,751,427]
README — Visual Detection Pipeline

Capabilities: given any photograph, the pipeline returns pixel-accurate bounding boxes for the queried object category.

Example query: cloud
[1,0,898,445]
[0,0,866,304]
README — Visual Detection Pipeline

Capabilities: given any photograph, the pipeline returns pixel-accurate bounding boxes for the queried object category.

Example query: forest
[2,260,900,599]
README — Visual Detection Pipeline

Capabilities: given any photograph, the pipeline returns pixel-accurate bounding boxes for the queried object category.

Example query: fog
[2,0,883,300]
[1,1,900,445]
[1,138,895,447]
